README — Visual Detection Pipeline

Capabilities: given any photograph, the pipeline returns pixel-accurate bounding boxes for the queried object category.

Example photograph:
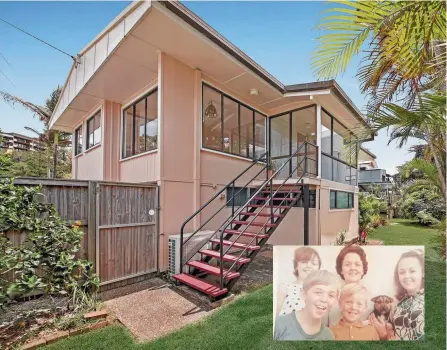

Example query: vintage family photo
[273,245,425,341]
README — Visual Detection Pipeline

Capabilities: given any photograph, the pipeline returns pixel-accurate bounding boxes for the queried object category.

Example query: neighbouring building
[358,146,393,192]
[0,132,44,152]
[49,1,375,297]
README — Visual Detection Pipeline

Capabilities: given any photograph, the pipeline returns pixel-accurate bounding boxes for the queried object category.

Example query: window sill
[73,152,84,158]
[120,149,158,162]
[201,147,267,164]
[85,143,101,154]
[329,208,355,212]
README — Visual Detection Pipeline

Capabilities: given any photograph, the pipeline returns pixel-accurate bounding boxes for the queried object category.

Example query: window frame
[86,109,102,150]
[74,124,83,156]
[201,82,267,161]
[329,190,355,210]
[321,107,358,185]
[226,186,257,207]
[121,87,159,160]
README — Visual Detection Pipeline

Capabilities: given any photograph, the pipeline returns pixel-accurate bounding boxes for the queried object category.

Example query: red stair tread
[172,273,228,297]
[200,249,251,264]
[224,229,269,239]
[239,212,283,218]
[231,220,276,228]
[261,190,301,194]
[187,261,240,280]
[210,239,260,251]
[248,204,291,209]
[253,197,296,201]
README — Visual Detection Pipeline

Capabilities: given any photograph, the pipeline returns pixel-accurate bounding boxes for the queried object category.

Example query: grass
[43,219,445,350]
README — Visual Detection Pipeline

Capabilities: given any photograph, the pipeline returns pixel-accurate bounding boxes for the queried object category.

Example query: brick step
[200,249,251,264]
[210,239,260,251]
[231,220,277,228]
[239,212,284,218]
[186,261,240,280]
[223,229,269,239]
[172,273,228,297]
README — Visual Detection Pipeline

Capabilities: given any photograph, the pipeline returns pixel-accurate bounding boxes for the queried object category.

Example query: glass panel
[134,98,146,154]
[333,119,349,162]
[222,97,239,154]
[240,105,253,158]
[146,90,158,151]
[94,113,101,144]
[75,127,82,155]
[226,187,248,207]
[123,106,133,158]
[291,106,316,177]
[254,112,266,159]
[321,110,332,154]
[336,191,349,209]
[330,190,336,209]
[270,113,290,179]
[321,154,332,181]
[202,86,222,151]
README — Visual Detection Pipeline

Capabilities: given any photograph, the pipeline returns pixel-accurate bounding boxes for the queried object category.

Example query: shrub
[370,214,382,228]
[359,193,386,233]
[0,179,99,308]
[333,229,346,246]
[416,210,440,226]
[398,187,445,221]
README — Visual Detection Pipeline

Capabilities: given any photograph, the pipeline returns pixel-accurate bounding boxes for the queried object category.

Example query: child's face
[398,257,423,295]
[341,253,364,283]
[303,284,338,320]
[340,293,367,323]
[297,255,320,281]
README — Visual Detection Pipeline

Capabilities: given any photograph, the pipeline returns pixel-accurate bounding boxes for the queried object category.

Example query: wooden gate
[95,182,159,285]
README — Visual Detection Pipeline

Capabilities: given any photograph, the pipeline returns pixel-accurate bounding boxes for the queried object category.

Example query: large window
[330,190,354,209]
[226,187,257,207]
[122,89,158,159]
[86,110,101,149]
[202,84,266,160]
[74,125,83,155]
[321,108,358,185]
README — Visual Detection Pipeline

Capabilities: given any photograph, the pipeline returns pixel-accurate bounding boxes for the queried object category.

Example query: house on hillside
[49,1,374,298]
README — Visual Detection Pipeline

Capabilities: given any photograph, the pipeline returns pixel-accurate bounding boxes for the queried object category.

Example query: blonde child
[276,247,321,316]
[330,283,379,341]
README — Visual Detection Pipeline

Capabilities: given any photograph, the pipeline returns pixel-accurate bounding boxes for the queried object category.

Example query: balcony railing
[321,153,357,186]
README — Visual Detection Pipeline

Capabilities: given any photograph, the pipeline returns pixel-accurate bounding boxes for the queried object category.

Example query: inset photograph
[273,245,424,341]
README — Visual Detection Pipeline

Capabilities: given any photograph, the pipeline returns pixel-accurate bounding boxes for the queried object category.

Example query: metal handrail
[179,151,268,272]
[218,142,315,288]
[220,158,308,284]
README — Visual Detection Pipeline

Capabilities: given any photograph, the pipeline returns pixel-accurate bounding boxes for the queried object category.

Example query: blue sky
[0,1,419,174]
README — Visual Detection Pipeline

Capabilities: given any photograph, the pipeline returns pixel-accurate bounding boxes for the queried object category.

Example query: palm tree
[0,86,71,178]
[312,1,446,112]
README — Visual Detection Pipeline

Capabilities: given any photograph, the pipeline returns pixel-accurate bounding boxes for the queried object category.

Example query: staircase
[173,142,317,300]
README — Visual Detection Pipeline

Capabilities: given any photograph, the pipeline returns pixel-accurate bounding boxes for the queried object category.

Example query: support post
[87,181,97,273]
[303,184,310,245]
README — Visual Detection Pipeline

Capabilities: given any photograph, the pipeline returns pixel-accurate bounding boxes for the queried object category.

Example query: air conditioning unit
[168,230,214,276]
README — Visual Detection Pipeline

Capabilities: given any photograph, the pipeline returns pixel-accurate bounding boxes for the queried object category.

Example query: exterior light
[204,101,218,120]
[250,88,259,96]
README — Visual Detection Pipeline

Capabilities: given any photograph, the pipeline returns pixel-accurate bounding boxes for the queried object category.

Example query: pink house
[49,1,373,298]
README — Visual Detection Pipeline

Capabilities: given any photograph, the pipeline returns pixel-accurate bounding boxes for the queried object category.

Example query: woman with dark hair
[335,245,369,284]
[276,247,321,316]
[370,249,425,341]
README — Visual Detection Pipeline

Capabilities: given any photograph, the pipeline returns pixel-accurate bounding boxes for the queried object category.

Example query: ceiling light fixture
[250,88,259,96]
[204,101,218,120]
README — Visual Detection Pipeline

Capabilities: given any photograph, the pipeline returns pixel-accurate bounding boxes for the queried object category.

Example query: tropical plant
[0,86,71,178]
[0,179,98,308]
[312,1,446,111]
[416,210,440,226]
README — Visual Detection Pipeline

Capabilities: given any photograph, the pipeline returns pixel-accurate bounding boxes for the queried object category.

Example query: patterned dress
[279,284,305,315]
[393,290,424,340]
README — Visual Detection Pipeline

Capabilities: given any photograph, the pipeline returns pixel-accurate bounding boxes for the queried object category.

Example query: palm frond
[0,91,51,122]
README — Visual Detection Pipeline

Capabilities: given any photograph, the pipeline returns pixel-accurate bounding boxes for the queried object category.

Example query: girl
[392,249,425,340]
[276,247,321,316]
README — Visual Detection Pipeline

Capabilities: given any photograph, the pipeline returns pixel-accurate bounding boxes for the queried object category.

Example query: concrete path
[105,278,210,342]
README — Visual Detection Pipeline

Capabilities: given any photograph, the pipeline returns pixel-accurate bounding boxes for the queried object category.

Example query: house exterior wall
[70,51,360,272]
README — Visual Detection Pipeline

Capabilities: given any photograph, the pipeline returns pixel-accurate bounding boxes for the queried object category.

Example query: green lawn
[44,219,445,350]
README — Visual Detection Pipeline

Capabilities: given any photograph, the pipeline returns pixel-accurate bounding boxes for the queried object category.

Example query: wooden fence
[7,178,159,289]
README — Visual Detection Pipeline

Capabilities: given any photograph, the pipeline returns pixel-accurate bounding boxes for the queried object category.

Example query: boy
[330,283,380,340]
[274,270,339,341]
